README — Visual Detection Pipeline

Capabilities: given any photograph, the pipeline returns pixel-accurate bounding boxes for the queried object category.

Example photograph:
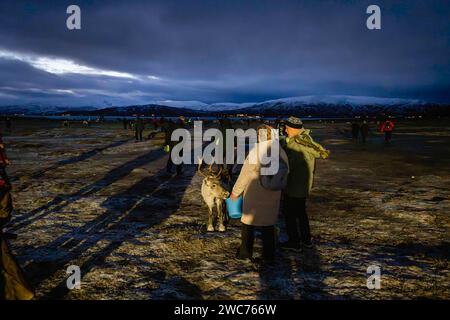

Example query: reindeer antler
[213,167,223,178]
[198,158,223,179]
[197,157,206,177]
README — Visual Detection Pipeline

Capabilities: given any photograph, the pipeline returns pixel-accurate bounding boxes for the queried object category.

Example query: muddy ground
[3,118,449,299]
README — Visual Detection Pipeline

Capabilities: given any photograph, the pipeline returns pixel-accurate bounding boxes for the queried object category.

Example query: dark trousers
[283,196,312,245]
[384,131,392,142]
[238,223,275,260]
[135,130,143,141]
[166,145,183,175]
[0,167,10,185]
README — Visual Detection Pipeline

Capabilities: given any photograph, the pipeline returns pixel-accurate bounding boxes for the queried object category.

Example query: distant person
[165,117,186,175]
[274,117,281,127]
[0,134,11,185]
[63,120,69,128]
[231,125,289,264]
[380,119,395,142]
[146,118,160,140]
[351,121,360,141]
[360,121,369,143]
[280,116,330,250]
[134,117,145,142]
[5,118,12,132]
[152,118,160,131]
[276,117,286,137]
[122,118,128,130]
[0,133,35,300]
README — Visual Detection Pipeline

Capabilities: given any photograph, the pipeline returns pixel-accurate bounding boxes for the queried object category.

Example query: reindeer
[197,159,230,232]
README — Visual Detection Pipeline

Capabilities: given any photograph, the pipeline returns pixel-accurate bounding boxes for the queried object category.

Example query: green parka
[281,129,329,198]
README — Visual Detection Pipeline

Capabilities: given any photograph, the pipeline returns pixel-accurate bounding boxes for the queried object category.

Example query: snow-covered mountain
[0,104,97,115]
[150,100,208,110]
[65,104,209,117]
[155,95,437,114]
[204,102,256,111]
[0,95,447,116]
[146,100,254,111]
[231,95,443,116]
[254,95,425,107]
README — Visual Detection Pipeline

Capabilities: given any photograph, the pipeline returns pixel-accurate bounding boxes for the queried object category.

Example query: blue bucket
[226,196,243,219]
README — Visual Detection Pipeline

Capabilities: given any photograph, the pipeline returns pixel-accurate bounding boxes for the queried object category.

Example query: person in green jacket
[134,117,145,142]
[280,116,330,250]
[165,117,186,175]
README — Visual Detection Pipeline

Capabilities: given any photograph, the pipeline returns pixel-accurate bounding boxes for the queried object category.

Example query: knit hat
[285,116,303,129]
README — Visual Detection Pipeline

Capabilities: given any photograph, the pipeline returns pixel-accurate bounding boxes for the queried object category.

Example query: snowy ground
[3,118,450,299]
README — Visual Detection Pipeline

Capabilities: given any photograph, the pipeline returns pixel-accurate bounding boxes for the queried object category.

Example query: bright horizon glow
[147,75,161,80]
[0,48,136,79]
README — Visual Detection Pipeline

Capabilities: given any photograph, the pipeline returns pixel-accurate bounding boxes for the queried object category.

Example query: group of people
[351,118,395,143]
[351,120,370,143]
[121,117,148,141]
[122,116,182,143]
[230,116,330,264]
[156,115,331,264]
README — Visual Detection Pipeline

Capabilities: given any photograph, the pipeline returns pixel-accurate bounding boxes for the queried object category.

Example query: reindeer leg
[207,206,214,232]
[217,199,226,232]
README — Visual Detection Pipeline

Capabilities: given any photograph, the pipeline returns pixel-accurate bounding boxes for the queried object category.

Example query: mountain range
[0,95,448,117]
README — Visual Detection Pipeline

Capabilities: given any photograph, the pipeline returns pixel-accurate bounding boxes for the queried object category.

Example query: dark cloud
[0,0,449,106]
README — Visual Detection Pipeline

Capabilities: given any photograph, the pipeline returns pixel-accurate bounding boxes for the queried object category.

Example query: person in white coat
[230,125,289,263]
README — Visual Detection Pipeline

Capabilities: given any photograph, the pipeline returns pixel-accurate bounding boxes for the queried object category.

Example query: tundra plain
[3,118,449,299]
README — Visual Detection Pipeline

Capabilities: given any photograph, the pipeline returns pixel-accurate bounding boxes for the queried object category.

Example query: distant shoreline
[4,114,445,123]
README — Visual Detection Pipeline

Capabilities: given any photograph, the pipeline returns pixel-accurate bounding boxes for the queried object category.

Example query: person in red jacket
[380,119,395,142]
[0,133,11,186]
[0,133,35,300]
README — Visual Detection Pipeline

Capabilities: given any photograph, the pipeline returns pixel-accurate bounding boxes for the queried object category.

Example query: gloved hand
[320,149,330,159]
[164,145,170,153]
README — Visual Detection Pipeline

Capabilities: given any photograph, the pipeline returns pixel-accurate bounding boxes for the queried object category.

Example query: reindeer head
[198,159,230,200]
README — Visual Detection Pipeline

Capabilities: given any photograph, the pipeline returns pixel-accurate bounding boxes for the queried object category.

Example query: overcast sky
[0,0,449,107]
